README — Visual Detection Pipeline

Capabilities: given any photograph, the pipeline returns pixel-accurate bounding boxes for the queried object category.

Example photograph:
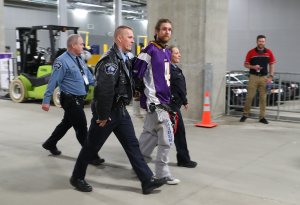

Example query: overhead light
[73,9,88,18]
[75,2,104,8]
[142,20,148,27]
[121,9,140,14]
[21,0,57,5]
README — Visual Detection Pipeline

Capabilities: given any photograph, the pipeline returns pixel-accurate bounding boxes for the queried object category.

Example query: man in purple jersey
[133,19,180,185]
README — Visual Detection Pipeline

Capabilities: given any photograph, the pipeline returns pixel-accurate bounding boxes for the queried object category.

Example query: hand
[266,77,273,84]
[134,91,141,101]
[42,103,50,111]
[135,91,141,97]
[184,104,189,111]
[96,118,111,127]
[253,65,261,71]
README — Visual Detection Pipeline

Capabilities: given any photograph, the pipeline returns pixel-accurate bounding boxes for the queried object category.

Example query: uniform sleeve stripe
[137,52,151,64]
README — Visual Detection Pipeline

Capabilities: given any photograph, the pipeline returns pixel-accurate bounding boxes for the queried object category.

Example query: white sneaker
[164,176,180,185]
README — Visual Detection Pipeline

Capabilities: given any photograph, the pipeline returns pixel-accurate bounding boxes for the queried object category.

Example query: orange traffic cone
[195,91,218,128]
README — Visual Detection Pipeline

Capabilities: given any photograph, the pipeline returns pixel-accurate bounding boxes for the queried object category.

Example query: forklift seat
[21,73,51,87]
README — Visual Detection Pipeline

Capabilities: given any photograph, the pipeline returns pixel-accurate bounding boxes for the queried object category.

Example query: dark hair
[155,18,172,31]
[257,35,266,41]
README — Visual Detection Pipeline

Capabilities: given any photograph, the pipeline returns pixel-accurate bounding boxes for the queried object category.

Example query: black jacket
[170,64,188,107]
[93,44,133,120]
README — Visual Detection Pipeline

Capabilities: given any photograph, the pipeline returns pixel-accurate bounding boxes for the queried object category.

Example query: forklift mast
[15,25,78,75]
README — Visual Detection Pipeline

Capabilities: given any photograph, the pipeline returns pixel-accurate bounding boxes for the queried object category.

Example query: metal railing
[226,70,300,122]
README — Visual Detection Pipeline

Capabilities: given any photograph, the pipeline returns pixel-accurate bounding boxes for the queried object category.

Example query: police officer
[169,45,197,168]
[70,26,166,194]
[42,34,104,165]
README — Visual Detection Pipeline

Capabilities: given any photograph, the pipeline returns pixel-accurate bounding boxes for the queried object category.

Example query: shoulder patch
[53,61,63,70]
[104,63,118,75]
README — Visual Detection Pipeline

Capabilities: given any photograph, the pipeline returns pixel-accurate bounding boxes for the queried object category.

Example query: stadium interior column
[147,0,228,120]
[114,0,122,28]
[58,0,68,48]
[0,0,4,52]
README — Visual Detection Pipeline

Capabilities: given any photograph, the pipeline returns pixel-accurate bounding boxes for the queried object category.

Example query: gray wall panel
[4,6,147,55]
[228,0,300,72]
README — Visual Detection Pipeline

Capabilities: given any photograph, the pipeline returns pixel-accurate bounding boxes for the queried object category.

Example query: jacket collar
[112,43,124,60]
[150,41,167,49]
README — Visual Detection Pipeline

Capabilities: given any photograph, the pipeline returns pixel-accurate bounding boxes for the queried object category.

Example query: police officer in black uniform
[169,46,197,168]
[70,26,166,195]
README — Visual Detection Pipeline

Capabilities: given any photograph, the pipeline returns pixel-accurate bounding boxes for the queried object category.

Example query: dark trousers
[72,107,153,184]
[170,104,191,164]
[43,95,87,148]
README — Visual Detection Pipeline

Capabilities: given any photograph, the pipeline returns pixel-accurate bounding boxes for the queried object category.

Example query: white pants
[139,109,174,178]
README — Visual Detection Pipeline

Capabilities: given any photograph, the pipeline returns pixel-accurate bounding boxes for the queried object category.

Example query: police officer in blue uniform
[169,46,197,168]
[42,34,104,165]
[70,26,166,194]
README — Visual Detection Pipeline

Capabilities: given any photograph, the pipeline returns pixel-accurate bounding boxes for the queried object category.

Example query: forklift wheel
[52,87,61,108]
[9,79,27,103]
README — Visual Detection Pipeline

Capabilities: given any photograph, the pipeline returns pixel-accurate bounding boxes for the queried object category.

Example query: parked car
[226,83,247,111]
[242,72,290,102]
[226,73,249,85]
[226,72,285,111]
[273,76,300,100]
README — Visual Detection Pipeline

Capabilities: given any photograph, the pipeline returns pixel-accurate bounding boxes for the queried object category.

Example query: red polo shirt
[245,47,276,76]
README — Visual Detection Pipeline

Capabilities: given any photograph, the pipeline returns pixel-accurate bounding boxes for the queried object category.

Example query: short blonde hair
[168,45,178,53]
[114,25,133,41]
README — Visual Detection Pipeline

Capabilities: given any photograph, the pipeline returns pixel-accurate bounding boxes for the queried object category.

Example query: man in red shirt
[240,35,276,124]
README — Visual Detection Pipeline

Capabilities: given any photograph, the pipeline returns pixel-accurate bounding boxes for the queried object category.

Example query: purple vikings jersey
[133,42,172,109]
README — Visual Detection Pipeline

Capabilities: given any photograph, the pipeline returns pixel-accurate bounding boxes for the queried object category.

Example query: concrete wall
[228,0,300,73]
[148,0,228,120]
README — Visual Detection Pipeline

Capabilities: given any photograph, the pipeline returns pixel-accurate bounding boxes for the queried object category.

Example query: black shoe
[88,157,105,166]
[70,177,93,192]
[142,177,166,195]
[42,143,61,155]
[259,118,269,124]
[240,115,247,122]
[177,160,197,168]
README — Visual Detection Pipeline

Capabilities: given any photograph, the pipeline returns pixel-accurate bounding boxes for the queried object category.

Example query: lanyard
[67,52,89,90]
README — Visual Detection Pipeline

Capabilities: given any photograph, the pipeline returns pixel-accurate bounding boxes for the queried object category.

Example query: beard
[156,36,170,44]
[257,44,265,49]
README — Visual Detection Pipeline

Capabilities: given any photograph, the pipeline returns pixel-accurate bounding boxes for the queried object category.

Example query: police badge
[105,63,118,75]
[53,61,63,70]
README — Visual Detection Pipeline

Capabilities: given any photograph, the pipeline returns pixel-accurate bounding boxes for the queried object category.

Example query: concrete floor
[0,99,300,205]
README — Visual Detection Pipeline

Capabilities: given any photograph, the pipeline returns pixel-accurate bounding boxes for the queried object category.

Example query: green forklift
[9,25,94,107]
